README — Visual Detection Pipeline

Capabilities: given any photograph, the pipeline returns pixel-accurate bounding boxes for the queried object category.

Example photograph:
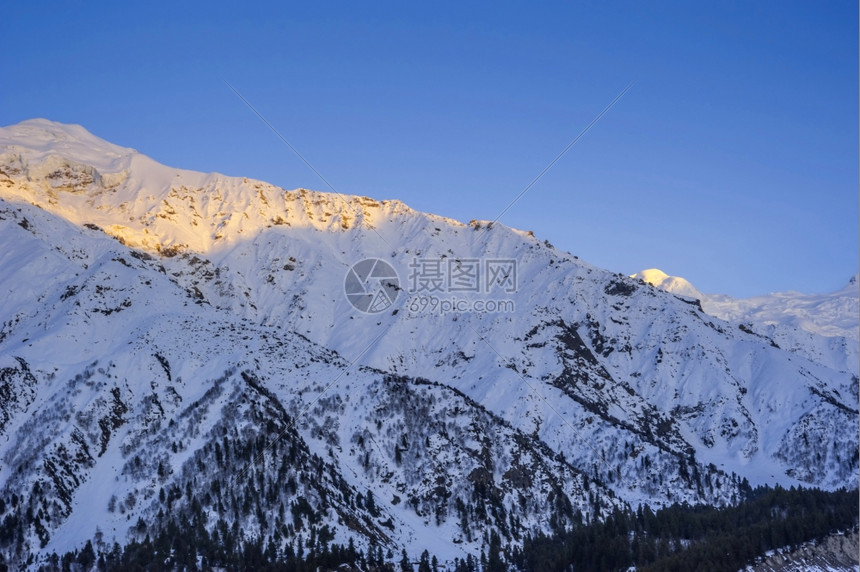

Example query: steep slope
[0,119,857,567]
[0,199,624,567]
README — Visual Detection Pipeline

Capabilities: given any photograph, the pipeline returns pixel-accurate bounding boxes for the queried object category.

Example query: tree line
[11,484,855,571]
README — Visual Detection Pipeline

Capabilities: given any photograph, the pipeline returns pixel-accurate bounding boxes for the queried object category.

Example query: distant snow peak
[632,268,860,343]
[630,268,703,300]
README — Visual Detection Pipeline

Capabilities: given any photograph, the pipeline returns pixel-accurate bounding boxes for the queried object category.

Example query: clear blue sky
[2,1,856,297]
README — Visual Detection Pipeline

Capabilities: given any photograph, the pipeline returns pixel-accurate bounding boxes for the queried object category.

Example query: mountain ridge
[0,119,856,568]
[631,267,858,339]
[631,267,859,373]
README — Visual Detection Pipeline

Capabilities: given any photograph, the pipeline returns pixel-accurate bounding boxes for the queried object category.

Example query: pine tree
[418,549,432,572]
[77,540,96,571]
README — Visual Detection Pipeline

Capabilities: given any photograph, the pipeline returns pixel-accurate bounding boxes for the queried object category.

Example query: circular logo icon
[344,258,400,313]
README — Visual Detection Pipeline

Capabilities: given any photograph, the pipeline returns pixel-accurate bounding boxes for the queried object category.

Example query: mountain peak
[630,268,703,300]
[0,120,437,256]
[0,118,137,163]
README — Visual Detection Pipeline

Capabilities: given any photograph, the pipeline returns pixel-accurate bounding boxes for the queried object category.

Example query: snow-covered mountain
[631,268,858,340]
[632,268,859,373]
[630,269,705,301]
[0,119,856,568]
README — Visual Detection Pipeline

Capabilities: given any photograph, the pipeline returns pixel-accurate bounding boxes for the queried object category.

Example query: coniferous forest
[512,485,858,572]
[20,485,857,572]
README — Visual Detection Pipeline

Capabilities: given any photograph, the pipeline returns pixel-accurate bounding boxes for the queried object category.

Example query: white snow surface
[632,268,858,341]
[633,268,859,371]
[0,120,856,566]
[630,269,705,301]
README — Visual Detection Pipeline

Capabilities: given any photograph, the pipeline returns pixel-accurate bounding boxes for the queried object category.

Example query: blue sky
[2,1,856,297]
